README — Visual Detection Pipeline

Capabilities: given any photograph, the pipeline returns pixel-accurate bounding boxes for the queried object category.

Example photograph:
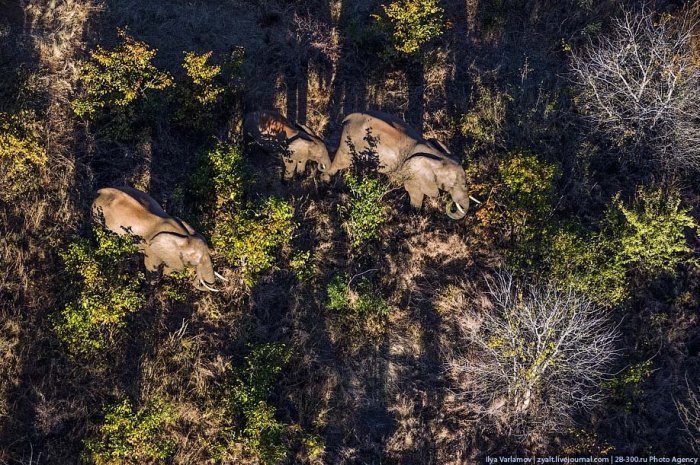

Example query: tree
[446,272,619,434]
[570,8,700,170]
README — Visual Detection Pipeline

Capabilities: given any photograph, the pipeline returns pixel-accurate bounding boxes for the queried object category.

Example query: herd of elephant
[92,110,477,291]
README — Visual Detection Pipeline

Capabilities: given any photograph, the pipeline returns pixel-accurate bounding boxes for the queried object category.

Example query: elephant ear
[146,232,190,273]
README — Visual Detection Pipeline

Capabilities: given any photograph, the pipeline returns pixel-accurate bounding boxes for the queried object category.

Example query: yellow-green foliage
[602,360,653,412]
[549,187,697,306]
[340,173,387,249]
[477,152,558,267]
[374,0,444,55]
[0,111,48,199]
[222,343,293,465]
[615,187,697,275]
[84,398,176,465]
[174,51,225,130]
[200,142,297,285]
[72,30,172,137]
[213,197,296,286]
[54,228,145,356]
[183,51,223,105]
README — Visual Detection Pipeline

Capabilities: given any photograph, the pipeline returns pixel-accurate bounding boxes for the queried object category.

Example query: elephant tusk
[200,278,220,292]
[214,271,228,282]
[319,163,327,171]
[469,195,483,205]
[445,200,467,220]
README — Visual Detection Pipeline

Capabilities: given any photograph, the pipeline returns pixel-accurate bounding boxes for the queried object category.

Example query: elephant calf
[92,186,226,292]
[243,110,331,180]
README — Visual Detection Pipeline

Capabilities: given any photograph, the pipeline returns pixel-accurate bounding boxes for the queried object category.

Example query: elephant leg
[296,159,308,174]
[404,182,425,209]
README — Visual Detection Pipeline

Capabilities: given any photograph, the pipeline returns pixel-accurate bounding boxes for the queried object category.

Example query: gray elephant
[243,110,331,180]
[325,111,473,219]
[91,186,226,292]
[399,152,470,220]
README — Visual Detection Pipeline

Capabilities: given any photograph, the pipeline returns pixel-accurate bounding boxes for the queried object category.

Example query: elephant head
[291,123,331,173]
[147,232,224,292]
[444,165,470,220]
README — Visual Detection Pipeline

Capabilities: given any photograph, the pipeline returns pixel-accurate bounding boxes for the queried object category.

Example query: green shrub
[477,152,559,269]
[602,360,653,412]
[373,0,445,55]
[197,142,296,285]
[72,30,172,139]
[224,343,293,465]
[53,227,145,356]
[0,111,47,200]
[615,187,697,275]
[326,274,390,319]
[339,173,388,249]
[213,197,296,286]
[549,187,697,306]
[289,250,315,283]
[191,141,247,211]
[173,51,225,130]
[84,398,176,465]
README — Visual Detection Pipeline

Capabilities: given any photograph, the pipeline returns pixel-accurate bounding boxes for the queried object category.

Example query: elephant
[399,152,471,220]
[91,186,226,292]
[243,110,331,180]
[325,111,473,219]
[324,111,450,177]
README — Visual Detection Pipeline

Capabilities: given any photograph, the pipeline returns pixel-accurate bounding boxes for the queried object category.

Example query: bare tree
[570,7,700,170]
[675,378,700,453]
[446,272,619,435]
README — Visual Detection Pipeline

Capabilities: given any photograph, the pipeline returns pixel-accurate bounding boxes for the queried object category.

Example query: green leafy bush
[84,398,176,465]
[173,51,225,130]
[549,187,698,306]
[374,0,445,55]
[602,360,653,412]
[213,197,296,286]
[197,142,297,285]
[191,141,247,211]
[476,152,559,268]
[339,173,387,249]
[53,228,145,356]
[72,30,172,139]
[223,343,293,465]
[0,111,47,200]
[326,273,390,333]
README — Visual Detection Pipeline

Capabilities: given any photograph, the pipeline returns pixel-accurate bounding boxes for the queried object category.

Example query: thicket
[84,398,176,465]
[72,30,173,139]
[548,187,698,306]
[53,228,145,356]
[475,152,559,269]
[217,343,313,464]
[195,142,297,285]
[0,111,48,200]
[373,0,445,55]
[339,173,388,249]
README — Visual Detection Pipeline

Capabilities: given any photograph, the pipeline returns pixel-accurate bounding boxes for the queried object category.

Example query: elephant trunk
[445,201,467,220]
[196,255,219,292]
